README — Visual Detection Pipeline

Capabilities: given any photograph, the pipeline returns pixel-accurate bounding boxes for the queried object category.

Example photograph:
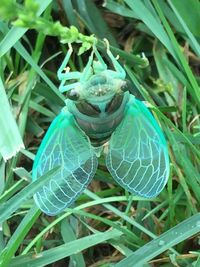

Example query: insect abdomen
[76,112,124,146]
[67,93,130,146]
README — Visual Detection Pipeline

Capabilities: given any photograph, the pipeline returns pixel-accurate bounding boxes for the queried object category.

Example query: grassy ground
[0,0,200,266]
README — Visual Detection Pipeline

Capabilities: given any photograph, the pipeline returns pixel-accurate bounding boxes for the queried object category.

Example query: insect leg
[93,46,107,73]
[59,81,81,93]
[80,51,94,82]
[104,39,126,79]
[57,44,82,81]
[58,69,81,81]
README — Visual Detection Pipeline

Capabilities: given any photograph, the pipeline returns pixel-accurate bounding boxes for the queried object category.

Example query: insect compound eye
[121,79,132,93]
[66,89,80,101]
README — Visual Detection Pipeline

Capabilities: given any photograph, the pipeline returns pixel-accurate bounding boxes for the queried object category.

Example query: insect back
[32,42,170,215]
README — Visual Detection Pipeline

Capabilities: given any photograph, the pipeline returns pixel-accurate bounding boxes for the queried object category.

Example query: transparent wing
[106,96,169,198]
[32,108,98,216]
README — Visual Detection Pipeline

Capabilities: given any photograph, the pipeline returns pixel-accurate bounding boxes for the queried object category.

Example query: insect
[32,41,170,216]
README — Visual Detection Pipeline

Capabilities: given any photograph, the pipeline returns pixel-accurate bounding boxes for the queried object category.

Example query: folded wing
[32,108,98,215]
[106,96,169,198]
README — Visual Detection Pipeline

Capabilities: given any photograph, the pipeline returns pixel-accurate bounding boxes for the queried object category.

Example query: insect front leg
[93,46,108,74]
[57,44,81,81]
[57,44,82,93]
[57,44,74,79]
[59,81,81,93]
[104,39,126,79]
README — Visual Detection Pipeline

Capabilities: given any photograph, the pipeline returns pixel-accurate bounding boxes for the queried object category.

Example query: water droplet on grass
[158,240,165,246]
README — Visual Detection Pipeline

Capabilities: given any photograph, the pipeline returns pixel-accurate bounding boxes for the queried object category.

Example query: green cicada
[32,42,170,216]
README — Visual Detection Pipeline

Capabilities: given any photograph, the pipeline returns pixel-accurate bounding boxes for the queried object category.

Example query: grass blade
[0,206,40,267]
[124,0,176,60]
[152,0,200,106]
[9,229,121,267]
[0,77,24,161]
[0,166,60,224]
[115,214,200,267]
[167,0,200,57]
[61,219,86,267]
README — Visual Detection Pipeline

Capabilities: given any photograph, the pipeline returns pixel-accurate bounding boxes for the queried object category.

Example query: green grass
[0,0,200,266]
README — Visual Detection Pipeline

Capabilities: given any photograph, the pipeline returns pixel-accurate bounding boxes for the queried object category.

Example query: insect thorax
[66,74,130,146]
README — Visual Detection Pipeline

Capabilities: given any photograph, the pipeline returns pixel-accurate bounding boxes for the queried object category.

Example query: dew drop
[158,240,165,246]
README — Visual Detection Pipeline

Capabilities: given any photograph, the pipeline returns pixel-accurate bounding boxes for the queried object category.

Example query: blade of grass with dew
[0,206,40,267]
[0,166,60,224]
[9,229,121,267]
[115,213,200,267]
[0,77,24,161]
